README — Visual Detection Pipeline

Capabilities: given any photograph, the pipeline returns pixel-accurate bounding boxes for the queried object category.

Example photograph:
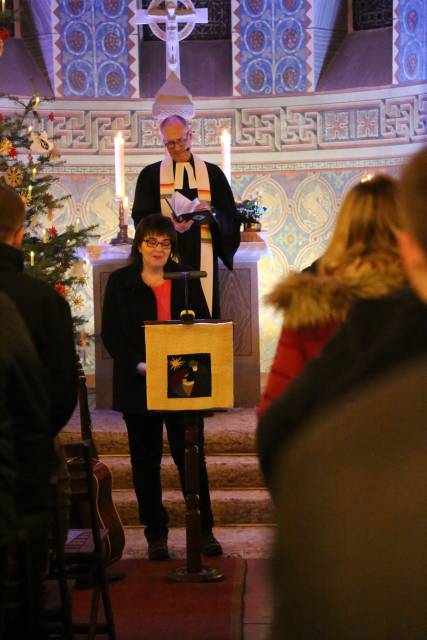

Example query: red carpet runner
[73,557,247,639]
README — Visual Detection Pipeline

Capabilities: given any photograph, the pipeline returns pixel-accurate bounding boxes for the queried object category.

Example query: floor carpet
[73,557,247,639]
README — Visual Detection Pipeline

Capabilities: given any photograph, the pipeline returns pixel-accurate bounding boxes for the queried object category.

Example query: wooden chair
[44,476,74,640]
[64,441,116,640]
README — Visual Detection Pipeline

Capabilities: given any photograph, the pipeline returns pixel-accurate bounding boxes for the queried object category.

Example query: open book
[163,192,215,225]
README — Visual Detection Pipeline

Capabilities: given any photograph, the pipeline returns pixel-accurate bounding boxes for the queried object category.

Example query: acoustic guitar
[71,360,126,565]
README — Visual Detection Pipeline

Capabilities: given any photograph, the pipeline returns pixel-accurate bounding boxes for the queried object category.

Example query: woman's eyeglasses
[143,237,172,249]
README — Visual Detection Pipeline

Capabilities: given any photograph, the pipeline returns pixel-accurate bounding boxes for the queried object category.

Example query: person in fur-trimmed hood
[258,174,406,417]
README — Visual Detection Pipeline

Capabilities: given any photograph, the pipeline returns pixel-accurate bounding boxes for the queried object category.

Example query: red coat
[257,255,406,417]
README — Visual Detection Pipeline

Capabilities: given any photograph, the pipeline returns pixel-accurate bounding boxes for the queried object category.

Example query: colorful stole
[160,155,213,315]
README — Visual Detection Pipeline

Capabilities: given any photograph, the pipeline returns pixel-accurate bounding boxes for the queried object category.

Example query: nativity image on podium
[144,321,234,411]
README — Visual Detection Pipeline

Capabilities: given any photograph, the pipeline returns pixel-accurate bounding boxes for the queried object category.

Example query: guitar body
[70,359,126,566]
[92,459,126,565]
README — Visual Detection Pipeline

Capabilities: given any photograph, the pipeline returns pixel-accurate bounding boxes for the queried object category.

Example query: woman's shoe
[148,537,169,561]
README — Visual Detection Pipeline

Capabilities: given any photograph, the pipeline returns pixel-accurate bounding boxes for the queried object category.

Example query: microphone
[163,271,207,280]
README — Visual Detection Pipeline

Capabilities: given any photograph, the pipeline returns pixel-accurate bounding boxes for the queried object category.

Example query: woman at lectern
[101,214,222,561]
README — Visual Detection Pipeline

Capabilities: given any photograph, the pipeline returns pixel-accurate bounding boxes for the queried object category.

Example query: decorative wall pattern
[395,0,427,83]
[232,0,313,96]
[31,91,427,155]
[52,0,139,98]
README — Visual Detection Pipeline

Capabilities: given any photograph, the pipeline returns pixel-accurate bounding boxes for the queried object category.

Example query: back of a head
[0,183,25,244]
[319,175,400,273]
[400,147,427,253]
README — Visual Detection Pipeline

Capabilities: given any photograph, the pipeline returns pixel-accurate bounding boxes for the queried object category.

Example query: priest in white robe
[132,115,240,318]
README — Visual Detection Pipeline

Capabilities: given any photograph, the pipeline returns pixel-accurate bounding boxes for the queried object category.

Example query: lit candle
[1,1,5,14]
[30,251,35,267]
[75,217,80,232]
[123,196,129,226]
[114,131,125,199]
[31,167,37,180]
[34,96,40,112]
[41,229,47,243]
[220,129,231,184]
[28,185,32,198]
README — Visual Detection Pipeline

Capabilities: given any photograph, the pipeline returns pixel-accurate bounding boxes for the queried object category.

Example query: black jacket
[0,292,53,543]
[0,243,77,435]
[257,287,427,496]
[101,260,210,412]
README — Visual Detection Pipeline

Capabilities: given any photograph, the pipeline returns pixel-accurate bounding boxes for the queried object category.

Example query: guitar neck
[77,359,99,459]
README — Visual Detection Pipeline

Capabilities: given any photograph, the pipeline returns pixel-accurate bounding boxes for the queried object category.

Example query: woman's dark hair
[129,213,178,269]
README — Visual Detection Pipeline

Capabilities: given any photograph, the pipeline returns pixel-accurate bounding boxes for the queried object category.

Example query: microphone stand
[162,270,224,583]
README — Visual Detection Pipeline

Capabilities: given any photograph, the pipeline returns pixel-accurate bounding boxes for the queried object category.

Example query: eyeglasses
[163,132,189,149]
[143,237,172,249]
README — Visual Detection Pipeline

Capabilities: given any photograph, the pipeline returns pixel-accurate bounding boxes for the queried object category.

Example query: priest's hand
[136,362,147,376]
[173,218,194,233]
[195,200,212,212]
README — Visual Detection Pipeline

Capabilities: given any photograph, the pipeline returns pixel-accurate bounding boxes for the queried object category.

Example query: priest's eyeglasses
[163,133,189,149]
[143,237,172,249]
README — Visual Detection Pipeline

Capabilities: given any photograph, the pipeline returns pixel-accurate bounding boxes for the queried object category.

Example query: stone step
[114,488,275,527]
[62,408,258,455]
[102,454,264,490]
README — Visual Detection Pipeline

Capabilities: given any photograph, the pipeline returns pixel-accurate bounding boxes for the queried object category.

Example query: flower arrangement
[236,190,266,230]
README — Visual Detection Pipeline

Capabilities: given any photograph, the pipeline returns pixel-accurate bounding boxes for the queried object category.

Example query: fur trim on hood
[266,255,407,330]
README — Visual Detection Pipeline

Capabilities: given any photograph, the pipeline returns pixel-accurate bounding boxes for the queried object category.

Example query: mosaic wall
[46,156,402,374]
[232,0,313,96]
[53,0,138,98]
[395,0,427,83]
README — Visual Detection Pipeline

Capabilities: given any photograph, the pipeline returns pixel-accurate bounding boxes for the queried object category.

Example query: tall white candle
[123,196,129,226]
[220,129,231,184]
[114,131,125,198]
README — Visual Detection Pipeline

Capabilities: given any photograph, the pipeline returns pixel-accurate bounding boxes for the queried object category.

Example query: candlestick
[114,131,125,198]
[123,196,129,226]
[30,251,35,267]
[220,129,231,184]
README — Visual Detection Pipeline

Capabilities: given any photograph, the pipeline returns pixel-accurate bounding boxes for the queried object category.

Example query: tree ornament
[48,226,57,236]
[9,146,16,158]
[54,283,66,296]
[4,166,24,187]
[48,112,55,121]
[30,130,53,154]
[21,192,32,207]
[0,138,12,154]
[49,145,61,160]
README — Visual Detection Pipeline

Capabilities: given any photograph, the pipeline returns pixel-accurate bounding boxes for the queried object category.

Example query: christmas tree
[0,93,97,329]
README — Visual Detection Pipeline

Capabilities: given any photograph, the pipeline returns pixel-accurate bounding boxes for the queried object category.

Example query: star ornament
[169,356,184,371]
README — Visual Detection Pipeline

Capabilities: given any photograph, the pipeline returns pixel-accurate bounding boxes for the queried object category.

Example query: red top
[152,279,172,321]
[257,321,340,417]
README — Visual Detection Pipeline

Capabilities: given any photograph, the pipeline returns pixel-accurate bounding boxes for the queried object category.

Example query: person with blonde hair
[258,174,406,417]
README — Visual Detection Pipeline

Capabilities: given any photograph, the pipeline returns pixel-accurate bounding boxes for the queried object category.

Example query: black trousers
[123,412,214,542]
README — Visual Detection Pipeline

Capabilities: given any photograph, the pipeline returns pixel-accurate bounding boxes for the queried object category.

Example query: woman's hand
[136,362,147,376]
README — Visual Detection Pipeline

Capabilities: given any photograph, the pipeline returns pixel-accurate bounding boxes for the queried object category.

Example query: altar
[90,232,266,408]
